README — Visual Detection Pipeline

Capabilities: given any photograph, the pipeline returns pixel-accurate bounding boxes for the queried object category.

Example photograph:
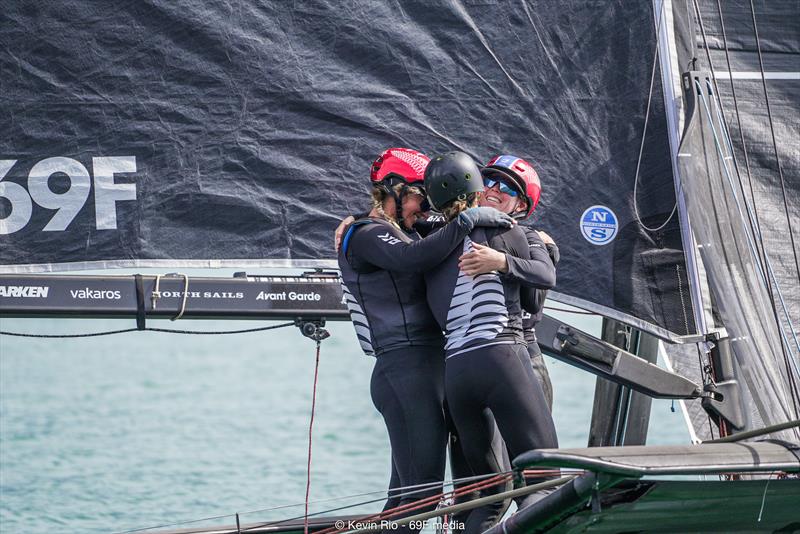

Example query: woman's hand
[334,216,356,252]
[536,230,555,246]
[458,242,508,276]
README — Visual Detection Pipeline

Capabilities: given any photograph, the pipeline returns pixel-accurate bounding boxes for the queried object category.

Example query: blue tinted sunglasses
[483,177,519,197]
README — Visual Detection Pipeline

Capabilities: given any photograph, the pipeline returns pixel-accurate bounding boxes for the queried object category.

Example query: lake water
[0,270,691,533]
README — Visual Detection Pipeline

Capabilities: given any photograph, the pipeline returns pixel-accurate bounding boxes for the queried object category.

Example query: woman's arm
[458,226,556,289]
[347,208,514,272]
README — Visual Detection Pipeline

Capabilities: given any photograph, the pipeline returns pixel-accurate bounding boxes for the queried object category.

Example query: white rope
[171,274,190,321]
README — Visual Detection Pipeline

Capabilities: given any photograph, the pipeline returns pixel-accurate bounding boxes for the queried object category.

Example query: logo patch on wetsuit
[580,205,618,245]
[377,232,402,245]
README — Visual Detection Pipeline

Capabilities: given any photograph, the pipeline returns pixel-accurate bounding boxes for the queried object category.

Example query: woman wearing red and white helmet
[458,154,559,410]
[481,154,542,220]
[337,148,514,529]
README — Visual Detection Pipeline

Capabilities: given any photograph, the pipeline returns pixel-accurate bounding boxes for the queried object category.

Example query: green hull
[155,479,800,533]
[547,478,800,533]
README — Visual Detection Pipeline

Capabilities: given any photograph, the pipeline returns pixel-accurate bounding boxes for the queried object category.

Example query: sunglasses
[483,177,519,197]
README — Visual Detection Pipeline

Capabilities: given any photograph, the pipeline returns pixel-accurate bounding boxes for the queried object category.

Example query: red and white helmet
[482,154,541,219]
[371,148,430,187]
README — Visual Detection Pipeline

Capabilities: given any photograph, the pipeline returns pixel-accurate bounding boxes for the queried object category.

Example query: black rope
[748,0,800,289]
[0,322,295,338]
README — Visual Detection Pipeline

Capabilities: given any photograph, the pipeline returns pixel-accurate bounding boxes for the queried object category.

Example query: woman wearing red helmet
[337,148,514,530]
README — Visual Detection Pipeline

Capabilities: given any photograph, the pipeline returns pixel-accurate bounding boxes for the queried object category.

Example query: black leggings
[371,346,448,531]
[527,341,554,411]
[445,343,558,534]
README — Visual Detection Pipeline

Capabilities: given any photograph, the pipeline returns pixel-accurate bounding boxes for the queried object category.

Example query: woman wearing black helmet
[337,148,514,530]
[423,151,559,534]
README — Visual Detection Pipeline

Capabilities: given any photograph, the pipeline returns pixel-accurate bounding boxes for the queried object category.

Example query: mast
[648,0,721,440]
[653,0,713,338]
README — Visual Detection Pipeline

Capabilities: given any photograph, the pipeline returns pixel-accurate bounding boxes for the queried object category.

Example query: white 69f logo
[0,156,137,235]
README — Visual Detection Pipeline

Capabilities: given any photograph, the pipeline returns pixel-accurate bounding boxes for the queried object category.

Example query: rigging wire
[691,1,780,350]
[693,0,770,285]
[311,475,515,534]
[542,306,596,316]
[325,476,575,534]
[304,341,322,534]
[748,0,800,288]
[704,418,800,443]
[633,0,678,233]
[705,80,800,358]
[0,322,296,338]
[694,0,794,349]
[111,471,524,534]
[694,81,800,415]
[712,0,768,279]
[695,77,800,366]
[691,0,800,414]
[701,0,800,366]
[241,473,517,534]
[705,76,800,400]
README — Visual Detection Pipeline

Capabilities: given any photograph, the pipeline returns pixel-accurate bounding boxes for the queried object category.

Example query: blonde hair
[441,192,480,221]
[371,184,425,226]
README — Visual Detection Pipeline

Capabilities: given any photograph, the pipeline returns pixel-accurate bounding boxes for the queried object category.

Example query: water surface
[0,271,690,533]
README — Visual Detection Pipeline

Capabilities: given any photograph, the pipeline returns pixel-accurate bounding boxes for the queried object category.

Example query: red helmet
[371,148,430,186]
[482,154,541,219]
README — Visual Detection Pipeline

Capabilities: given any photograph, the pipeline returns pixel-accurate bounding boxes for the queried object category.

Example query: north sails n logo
[0,286,49,298]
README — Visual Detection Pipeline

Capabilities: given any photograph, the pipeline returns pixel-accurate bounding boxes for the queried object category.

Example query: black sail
[1,2,697,338]
[664,0,800,440]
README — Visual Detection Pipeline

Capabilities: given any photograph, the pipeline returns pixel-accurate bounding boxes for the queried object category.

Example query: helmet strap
[377,182,408,230]
[395,186,407,229]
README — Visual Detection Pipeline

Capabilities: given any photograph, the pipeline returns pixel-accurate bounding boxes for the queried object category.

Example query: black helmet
[423,151,483,211]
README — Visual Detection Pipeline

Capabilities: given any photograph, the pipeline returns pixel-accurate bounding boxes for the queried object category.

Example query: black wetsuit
[520,231,560,411]
[338,215,478,529]
[425,226,558,534]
